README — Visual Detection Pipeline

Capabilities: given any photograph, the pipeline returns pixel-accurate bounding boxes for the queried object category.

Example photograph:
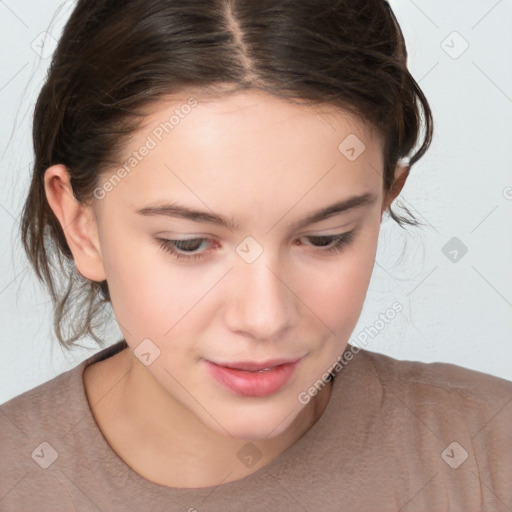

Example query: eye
[299,230,356,254]
[156,237,213,261]
[156,229,357,262]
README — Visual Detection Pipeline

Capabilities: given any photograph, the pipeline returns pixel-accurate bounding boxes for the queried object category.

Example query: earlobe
[44,164,107,282]
[381,164,410,216]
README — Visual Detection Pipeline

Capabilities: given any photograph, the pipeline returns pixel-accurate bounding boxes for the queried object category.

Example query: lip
[210,357,302,371]
[204,357,302,397]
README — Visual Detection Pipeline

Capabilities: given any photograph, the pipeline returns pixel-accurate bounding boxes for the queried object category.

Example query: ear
[381,164,410,217]
[44,164,107,282]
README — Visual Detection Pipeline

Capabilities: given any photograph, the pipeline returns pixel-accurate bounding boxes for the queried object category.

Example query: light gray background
[1,0,511,404]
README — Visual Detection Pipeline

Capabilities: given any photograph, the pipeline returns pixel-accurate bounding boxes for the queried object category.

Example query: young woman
[1,0,511,511]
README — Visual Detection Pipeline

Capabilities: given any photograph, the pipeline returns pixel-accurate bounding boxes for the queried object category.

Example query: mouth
[204,357,303,397]
[211,357,302,372]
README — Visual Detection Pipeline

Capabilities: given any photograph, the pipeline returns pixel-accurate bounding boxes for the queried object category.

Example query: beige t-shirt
[1,341,511,511]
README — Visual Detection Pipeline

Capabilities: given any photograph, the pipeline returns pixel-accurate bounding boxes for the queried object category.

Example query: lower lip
[204,360,300,397]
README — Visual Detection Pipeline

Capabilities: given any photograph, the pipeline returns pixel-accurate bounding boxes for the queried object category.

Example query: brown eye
[156,237,212,261]
[173,238,204,252]
[308,235,335,247]
[302,230,356,254]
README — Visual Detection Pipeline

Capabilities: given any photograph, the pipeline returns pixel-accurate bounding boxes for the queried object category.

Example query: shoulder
[0,361,86,502]
[0,361,85,443]
[358,347,512,405]
[332,348,512,508]
[0,341,130,511]
[0,340,128,436]
[353,347,512,444]
[360,349,512,505]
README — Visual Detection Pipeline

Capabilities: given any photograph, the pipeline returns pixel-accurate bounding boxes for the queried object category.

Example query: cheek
[100,232,217,337]
[98,230,168,328]
[100,212,380,343]
[298,227,379,333]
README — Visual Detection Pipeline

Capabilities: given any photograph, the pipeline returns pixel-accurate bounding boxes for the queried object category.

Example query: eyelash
[156,230,356,262]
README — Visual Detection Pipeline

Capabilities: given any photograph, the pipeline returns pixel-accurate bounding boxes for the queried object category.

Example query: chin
[202,403,301,441]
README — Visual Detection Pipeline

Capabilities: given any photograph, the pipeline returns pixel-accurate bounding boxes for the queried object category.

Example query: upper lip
[210,357,303,371]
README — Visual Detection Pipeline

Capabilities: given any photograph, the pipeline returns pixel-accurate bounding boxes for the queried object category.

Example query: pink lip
[204,358,302,397]
[211,357,302,371]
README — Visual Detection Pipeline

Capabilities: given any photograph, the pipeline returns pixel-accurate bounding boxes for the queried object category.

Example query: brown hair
[20,0,433,349]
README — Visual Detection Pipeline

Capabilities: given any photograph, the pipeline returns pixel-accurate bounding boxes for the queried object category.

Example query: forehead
[140,88,381,149]
[98,89,384,219]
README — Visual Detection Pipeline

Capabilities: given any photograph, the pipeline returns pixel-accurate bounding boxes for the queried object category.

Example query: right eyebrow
[136,202,240,230]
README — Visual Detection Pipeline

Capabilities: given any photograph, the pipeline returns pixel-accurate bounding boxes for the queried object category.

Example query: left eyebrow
[284,192,378,232]
[135,192,377,232]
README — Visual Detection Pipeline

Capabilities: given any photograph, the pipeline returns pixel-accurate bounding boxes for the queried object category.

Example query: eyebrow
[136,192,377,232]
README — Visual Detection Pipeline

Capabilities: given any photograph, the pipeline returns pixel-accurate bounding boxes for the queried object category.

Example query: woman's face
[91,89,389,440]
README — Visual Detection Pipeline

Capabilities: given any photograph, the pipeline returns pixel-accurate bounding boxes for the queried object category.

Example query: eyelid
[155,231,212,238]
[299,222,354,236]
[155,223,355,245]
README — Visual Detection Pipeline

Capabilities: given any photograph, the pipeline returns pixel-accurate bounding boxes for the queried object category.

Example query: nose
[224,251,299,342]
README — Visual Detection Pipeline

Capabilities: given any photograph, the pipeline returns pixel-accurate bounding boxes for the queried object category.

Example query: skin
[44,89,408,488]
